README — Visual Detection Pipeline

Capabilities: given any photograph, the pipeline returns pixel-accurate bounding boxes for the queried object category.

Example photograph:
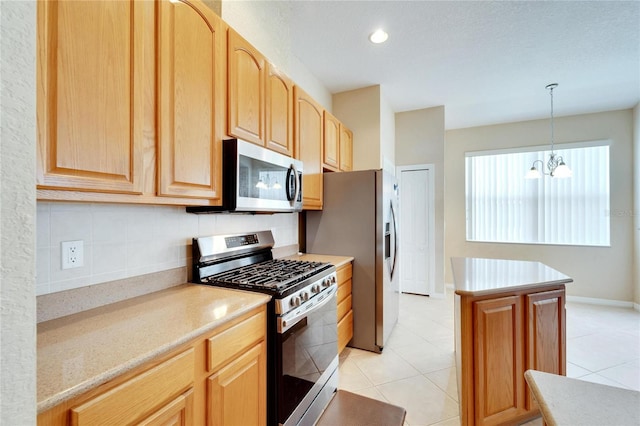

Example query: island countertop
[451,257,573,296]
[524,370,640,426]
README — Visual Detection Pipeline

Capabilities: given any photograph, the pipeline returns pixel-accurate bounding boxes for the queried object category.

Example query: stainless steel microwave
[187,139,303,213]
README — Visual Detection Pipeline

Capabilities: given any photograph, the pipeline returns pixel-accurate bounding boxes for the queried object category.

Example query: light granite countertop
[37,284,270,413]
[451,257,573,296]
[525,370,640,426]
[284,253,354,269]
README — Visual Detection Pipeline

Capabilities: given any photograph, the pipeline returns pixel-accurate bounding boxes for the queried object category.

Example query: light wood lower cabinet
[207,342,266,426]
[455,285,566,426]
[38,306,267,426]
[336,262,353,353]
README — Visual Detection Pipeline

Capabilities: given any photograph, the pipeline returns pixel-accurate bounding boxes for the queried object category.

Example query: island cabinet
[451,257,571,426]
[294,86,324,210]
[37,0,225,205]
[37,286,268,426]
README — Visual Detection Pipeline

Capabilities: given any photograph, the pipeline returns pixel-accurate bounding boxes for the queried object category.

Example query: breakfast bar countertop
[524,370,640,426]
[451,257,573,296]
[37,284,270,413]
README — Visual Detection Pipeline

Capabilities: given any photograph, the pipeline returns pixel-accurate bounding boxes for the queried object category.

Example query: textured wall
[0,0,37,423]
[445,110,635,302]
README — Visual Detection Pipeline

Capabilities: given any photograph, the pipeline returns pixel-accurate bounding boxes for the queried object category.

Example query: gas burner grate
[203,259,332,292]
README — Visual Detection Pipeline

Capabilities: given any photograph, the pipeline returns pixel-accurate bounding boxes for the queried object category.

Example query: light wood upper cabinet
[294,86,324,210]
[37,0,148,194]
[323,111,340,171]
[339,125,353,172]
[157,0,224,200]
[266,64,294,156]
[227,28,266,146]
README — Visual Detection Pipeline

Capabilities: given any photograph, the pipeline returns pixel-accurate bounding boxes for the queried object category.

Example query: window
[465,142,610,246]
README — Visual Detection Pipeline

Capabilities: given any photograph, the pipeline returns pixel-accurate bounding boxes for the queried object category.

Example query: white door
[398,166,434,295]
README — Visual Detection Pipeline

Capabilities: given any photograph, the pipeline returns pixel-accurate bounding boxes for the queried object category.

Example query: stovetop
[193,231,336,299]
[202,258,333,293]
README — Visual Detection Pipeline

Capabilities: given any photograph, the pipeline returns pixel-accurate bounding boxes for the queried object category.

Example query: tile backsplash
[36,202,299,295]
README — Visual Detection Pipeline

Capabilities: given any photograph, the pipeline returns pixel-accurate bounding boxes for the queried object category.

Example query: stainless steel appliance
[187,139,303,213]
[192,231,338,426]
[306,169,399,353]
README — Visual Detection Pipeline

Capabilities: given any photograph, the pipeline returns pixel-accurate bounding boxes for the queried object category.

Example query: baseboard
[566,295,635,309]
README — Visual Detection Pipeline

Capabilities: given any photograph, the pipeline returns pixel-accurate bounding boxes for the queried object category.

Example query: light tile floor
[338,289,640,426]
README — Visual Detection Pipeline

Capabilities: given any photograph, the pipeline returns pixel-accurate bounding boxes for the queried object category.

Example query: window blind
[465,143,610,246]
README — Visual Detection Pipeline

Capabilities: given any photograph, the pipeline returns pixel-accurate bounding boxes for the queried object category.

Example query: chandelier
[525,83,572,179]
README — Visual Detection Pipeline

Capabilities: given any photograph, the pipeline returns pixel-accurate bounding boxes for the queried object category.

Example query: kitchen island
[451,257,573,426]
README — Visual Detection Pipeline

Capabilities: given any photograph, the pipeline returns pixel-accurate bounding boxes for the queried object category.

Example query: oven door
[276,288,338,426]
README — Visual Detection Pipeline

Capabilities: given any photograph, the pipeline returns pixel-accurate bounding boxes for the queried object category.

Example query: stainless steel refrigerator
[306,169,399,353]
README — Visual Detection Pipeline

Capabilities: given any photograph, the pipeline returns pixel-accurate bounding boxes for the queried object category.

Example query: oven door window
[277,293,337,423]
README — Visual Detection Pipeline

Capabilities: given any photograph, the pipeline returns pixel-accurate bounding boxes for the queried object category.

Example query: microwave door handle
[390,201,398,280]
[289,164,300,205]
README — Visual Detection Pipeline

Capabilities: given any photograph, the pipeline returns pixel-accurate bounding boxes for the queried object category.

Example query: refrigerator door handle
[390,200,398,280]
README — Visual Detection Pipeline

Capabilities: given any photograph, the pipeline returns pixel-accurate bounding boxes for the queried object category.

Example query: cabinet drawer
[71,349,194,425]
[336,263,352,284]
[207,310,266,372]
[337,279,352,304]
[337,294,352,321]
[337,310,353,353]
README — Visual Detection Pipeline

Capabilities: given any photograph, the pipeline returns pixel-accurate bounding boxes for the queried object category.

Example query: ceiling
[289,1,640,129]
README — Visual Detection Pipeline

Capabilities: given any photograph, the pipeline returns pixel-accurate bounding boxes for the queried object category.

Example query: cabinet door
[473,296,525,426]
[293,86,324,210]
[339,125,353,172]
[37,0,147,193]
[71,349,194,425]
[525,289,566,409]
[208,342,266,426]
[137,389,194,426]
[266,63,293,156]
[157,0,224,200]
[228,28,265,146]
[323,111,340,171]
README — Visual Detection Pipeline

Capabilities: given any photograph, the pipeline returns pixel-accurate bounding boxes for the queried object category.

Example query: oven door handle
[277,284,336,334]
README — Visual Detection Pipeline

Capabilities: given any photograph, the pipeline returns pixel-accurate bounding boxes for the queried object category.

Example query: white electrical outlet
[61,240,84,269]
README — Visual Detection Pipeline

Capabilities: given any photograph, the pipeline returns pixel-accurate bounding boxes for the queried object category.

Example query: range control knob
[311,284,321,293]
[323,278,331,287]
[290,296,301,308]
[330,275,337,284]
[301,292,310,301]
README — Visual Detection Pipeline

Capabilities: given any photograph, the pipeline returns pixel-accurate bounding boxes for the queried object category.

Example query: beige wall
[0,0,37,422]
[396,106,446,294]
[445,109,635,302]
[333,85,382,170]
[633,103,640,307]
[380,89,396,172]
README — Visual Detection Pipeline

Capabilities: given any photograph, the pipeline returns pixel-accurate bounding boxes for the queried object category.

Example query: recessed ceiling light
[369,29,388,44]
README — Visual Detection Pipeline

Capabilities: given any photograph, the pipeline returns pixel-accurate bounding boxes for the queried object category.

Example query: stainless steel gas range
[192,231,338,426]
